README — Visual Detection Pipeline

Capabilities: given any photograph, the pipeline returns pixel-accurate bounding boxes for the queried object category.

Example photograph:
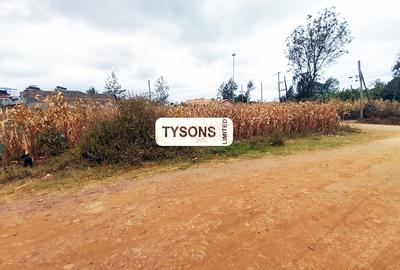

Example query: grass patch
[195,129,366,160]
[0,147,82,184]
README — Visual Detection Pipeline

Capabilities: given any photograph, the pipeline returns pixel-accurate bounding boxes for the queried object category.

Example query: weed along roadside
[1,96,357,187]
[1,130,368,194]
[1,132,366,194]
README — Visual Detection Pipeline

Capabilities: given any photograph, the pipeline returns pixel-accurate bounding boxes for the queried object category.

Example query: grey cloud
[42,0,319,67]
[46,0,315,42]
[0,0,52,23]
[89,47,135,71]
[134,66,156,80]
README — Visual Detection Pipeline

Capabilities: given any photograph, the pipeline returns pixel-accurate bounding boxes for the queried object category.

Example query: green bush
[34,128,68,157]
[0,144,5,165]
[269,131,285,146]
[79,98,185,164]
[363,103,379,118]
[343,108,360,120]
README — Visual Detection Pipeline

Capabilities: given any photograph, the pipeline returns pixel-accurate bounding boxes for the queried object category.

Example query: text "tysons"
[162,126,216,138]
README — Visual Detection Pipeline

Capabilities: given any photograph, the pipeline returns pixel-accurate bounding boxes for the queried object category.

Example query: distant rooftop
[21,86,116,104]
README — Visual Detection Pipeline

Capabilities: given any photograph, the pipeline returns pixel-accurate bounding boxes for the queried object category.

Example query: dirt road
[1,124,400,269]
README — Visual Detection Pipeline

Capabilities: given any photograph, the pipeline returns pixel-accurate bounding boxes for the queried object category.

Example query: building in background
[0,88,21,107]
[20,85,116,105]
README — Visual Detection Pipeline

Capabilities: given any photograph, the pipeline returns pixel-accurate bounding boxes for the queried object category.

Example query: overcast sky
[0,0,399,101]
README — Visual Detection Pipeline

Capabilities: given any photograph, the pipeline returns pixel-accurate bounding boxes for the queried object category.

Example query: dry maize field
[0,92,117,162]
[168,102,342,140]
[0,93,345,162]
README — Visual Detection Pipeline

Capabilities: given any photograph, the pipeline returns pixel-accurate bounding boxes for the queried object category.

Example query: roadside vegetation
[0,94,361,186]
[337,99,400,125]
[0,127,366,195]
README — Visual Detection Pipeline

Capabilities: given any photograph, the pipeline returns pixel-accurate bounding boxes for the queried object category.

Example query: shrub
[79,98,181,164]
[34,128,68,157]
[0,143,5,165]
[363,103,379,118]
[269,131,285,146]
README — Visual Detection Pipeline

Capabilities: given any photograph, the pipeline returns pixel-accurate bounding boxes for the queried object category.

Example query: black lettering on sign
[198,126,207,137]
[162,125,221,138]
[222,119,228,144]
[208,126,216,137]
[162,126,170,137]
[179,126,187,137]
[171,126,179,137]
[188,126,197,137]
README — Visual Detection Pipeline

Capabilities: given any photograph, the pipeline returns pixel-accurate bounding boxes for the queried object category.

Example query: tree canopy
[217,78,238,101]
[393,54,400,78]
[380,54,400,100]
[87,86,97,94]
[217,79,256,102]
[234,80,255,103]
[286,7,352,100]
[153,76,170,104]
[314,77,339,100]
[104,72,126,99]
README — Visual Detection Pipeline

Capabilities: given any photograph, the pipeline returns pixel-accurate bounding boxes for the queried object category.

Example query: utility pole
[241,84,244,102]
[232,53,236,82]
[148,79,151,101]
[277,72,281,102]
[261,82,263,102]
[358,60,364,119]
[284,76,288,101]
[362,73,370,102]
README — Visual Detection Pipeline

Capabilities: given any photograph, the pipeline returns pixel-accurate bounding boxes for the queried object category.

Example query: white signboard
[155,117,233,146]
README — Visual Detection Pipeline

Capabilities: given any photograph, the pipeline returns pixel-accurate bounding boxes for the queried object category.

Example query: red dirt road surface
[1,124,400,269]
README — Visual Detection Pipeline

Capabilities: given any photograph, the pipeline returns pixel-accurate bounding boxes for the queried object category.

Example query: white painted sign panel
[155,118,233,146]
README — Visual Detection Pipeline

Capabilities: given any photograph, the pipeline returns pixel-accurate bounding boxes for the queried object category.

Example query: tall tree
[104,71,126,99]
[393,53,400,78]
[314,77,340,100]
[382,55,400,101]
[369,79,386,99]
[286,7,352,100]
[334,88,360,101]
[154,76,169,104]
[218,78,237,101]
[245,80,256,101]
[286,86,295,101]
[383,78,400,101]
